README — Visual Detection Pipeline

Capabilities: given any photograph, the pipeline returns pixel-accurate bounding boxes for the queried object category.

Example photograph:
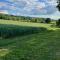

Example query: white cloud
[0,2,7,8]
[48,0,57,6]
[1,0,59,17]
[0,10,8,14]
[6,0,46,10]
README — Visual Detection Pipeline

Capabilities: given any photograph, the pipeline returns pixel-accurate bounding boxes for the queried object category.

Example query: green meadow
[0,20,60,60]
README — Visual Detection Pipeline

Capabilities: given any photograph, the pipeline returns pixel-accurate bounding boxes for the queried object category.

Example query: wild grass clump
[0,24,47,39]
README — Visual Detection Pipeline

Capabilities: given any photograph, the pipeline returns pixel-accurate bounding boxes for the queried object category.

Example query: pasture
[0,20,60,60]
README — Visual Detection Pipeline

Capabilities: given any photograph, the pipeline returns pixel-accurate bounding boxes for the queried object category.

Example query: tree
[56,19,60,26]
[57,0,60,11]
[45,18,51,23]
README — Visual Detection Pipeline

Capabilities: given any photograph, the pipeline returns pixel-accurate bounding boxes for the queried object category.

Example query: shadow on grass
[0,24,52,39]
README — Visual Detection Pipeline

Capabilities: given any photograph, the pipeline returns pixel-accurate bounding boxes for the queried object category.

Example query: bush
[45,18,51,23]
[56,19,60,27]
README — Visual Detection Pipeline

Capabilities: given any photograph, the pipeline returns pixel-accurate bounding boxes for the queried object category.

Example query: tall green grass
[0,29,60,60]
[0,24,47,39]
[0,20,60,60]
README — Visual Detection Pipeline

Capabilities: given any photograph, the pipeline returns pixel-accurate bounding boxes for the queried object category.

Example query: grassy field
[0,20,60,60]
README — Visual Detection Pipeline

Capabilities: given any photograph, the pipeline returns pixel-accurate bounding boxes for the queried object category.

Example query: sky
[0,0,60,19]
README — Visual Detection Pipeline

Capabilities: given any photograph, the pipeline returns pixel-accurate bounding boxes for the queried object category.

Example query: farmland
[0,20,60,60]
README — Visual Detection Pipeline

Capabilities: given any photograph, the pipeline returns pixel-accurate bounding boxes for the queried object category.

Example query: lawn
[0,20,60,60]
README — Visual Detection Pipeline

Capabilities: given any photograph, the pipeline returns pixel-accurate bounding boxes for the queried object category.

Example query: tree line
[0,13,60,27]
[0,13,51,23]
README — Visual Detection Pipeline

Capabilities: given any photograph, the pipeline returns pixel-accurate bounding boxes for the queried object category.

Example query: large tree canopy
[57,0,60,11]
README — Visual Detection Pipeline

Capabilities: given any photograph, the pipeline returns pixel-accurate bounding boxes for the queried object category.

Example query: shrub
[56,19,60,27]
[45,18,51,23]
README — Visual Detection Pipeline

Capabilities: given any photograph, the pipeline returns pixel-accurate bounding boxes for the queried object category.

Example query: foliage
[57,0,60,11]
[45,18,51,23]
[0,14,50,23]
[56,19,60,27]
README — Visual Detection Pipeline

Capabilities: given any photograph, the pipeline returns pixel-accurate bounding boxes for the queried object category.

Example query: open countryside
[0,15,60,60]
[0,0,60,60]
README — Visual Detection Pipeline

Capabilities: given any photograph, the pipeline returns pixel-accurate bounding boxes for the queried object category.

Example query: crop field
[0,20,60,60]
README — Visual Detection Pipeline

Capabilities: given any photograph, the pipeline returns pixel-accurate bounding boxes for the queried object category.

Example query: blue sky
[0,0,60,19]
